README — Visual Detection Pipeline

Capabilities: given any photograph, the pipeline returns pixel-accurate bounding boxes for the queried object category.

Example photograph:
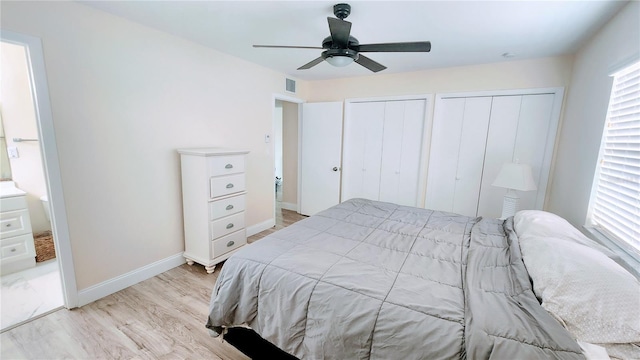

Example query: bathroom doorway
[273,95,303,219]
[0,32,77,331]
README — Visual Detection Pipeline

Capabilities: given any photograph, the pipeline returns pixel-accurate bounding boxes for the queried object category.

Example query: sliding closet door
[425,97,492,216]
[341,102,385,202]
[476,94,556,218]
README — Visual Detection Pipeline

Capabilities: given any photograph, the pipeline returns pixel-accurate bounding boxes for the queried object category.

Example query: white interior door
[300,102,343,216]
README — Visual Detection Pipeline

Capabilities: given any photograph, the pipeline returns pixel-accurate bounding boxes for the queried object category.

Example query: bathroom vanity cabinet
[178,148,249,274]
[0,182,36,275]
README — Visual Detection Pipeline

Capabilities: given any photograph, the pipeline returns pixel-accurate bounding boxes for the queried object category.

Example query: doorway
[272,94,303,222]
[0,31,78,331]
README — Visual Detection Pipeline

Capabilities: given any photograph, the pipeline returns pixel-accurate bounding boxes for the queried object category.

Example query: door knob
[332,167,339,171]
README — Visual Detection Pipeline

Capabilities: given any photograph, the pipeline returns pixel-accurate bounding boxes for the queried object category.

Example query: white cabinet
[178,148,249,273]
[342,99,426,207]
[425,89,562,218]
[0,188,36,275]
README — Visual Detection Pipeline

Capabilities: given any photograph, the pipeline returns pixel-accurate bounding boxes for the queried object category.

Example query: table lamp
[492,162,537,219]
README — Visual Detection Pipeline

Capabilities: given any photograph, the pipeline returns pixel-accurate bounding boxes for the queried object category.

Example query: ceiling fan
[253,3,431,73]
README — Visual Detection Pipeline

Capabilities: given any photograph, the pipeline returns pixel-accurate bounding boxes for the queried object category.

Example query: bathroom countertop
[0,181,27,199]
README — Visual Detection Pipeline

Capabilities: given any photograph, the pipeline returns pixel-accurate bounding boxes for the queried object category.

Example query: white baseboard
[77,253,185,307]
[247,219,275,237]
[280,202,298,211]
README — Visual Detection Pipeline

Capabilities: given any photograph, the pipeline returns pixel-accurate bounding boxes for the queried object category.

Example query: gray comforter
[207,198,585,359]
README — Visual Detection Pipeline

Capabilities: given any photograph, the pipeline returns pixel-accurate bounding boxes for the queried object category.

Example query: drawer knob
[10,248,16,252]
[226,223,234,229]
[225,164,233,169]
[226,183,234,189]
[5,223,11,227]
[226,205,234,210]
[227,241,235,247]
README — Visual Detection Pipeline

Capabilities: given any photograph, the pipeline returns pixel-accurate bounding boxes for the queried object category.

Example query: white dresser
[0,182,36,275]
[178,148,249,273]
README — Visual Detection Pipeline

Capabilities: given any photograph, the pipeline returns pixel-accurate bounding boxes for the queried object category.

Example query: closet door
[425,97,492,216]
[476,94,556,218]
[474,96,522,218]
[378,100,425,206]
[426,89,561,218]
[342,99,425,206]
[341,102,385,202]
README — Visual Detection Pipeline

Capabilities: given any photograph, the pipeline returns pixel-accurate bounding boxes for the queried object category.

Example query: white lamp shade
[492,163,537,191]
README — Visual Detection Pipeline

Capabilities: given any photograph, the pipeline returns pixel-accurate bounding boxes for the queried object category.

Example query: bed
[207,198,639,359]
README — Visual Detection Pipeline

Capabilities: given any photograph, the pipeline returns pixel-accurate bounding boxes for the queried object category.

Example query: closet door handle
[226,223,234,229]
[226,205,234,210]
[225,164,233,169]
[226,183,234,189]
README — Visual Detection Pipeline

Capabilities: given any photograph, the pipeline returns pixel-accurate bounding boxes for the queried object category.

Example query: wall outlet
[7,146,19,159]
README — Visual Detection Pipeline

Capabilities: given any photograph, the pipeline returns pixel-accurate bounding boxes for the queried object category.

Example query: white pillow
[514,210,618,259]
[519,236,640,359]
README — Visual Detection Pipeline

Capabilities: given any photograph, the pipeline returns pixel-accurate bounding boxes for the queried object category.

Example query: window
[588,60,640,259]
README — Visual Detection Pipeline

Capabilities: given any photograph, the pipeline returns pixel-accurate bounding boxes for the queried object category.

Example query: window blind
[590,60,640,256]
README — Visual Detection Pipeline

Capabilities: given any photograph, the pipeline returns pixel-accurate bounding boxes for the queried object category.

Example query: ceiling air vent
[285,78,296,93]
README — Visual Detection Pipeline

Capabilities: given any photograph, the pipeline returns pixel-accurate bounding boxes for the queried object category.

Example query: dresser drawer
[210,212,245,239]
[210,174,245,199]
[212,230,246,258]
[208,155,245,177]
[1,233,34,261]
[0,209,32,239]
[0,195,28,212]
[209,194,245,220]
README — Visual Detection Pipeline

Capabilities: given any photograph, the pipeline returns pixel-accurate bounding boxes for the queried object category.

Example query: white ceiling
[79,1,628,81]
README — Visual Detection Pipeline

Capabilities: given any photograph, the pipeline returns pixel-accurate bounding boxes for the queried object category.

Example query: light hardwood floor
[1,208,306,360]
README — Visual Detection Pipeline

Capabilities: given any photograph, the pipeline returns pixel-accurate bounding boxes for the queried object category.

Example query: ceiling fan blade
[355,54,387,73]
[298,57,325,70]
[327,17,352,48]
[356,41,431,53]
[253,45,323,50]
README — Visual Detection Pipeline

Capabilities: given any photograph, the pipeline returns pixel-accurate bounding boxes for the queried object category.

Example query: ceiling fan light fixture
[325,55,355,67]
[322,48,358,67]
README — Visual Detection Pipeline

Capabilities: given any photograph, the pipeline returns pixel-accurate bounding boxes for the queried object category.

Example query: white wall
[0,42,51,233]
[1,1,306,290]
[547,1,639,227]
[306,56,574,101]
